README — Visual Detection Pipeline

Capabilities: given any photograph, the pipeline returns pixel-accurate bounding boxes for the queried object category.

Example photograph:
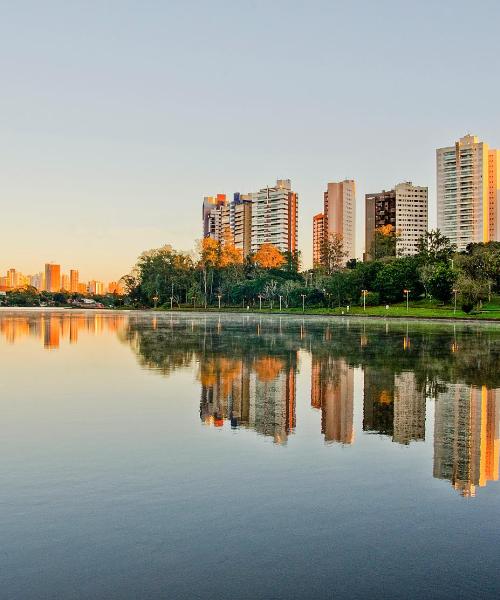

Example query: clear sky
[1,0,500,281]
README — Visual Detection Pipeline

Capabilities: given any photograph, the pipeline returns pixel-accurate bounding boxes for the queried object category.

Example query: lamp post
[217,294,221,310]
[258,294,262,311]
[152,293,159,309]
[452,288,458,314]
[279,295,282,311]
[301,294,306,313]
[362,289,368,311]
[403,289,410,312]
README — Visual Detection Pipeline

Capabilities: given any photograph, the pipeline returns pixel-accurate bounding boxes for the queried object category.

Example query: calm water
[1,310,500,599]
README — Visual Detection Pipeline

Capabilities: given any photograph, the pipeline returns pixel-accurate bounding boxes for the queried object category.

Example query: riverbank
[151,302,500,323]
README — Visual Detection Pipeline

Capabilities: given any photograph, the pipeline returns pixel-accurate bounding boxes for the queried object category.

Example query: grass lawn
[160,297,500,321]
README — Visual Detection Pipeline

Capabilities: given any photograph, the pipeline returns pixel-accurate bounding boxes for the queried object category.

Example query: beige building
[324,180,356,262]
[250,179,298,255]
[364,182,428,259]
[312,213,324,267]
[395,182,428,256]
[437,134,500,250]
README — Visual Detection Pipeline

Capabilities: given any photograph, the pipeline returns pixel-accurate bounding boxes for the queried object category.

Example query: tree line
[122,230,500,313]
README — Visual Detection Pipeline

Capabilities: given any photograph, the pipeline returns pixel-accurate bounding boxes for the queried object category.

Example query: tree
[427,264,456,303]
[457,242,500,293]
[373,256,422,303]
[253,244,285,269]
[456,274,489,313]
[320,233,346,275]
[370,225,398,260]
[416,229,455,264]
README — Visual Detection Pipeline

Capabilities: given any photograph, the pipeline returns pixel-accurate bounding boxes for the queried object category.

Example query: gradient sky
[1,0,500,281]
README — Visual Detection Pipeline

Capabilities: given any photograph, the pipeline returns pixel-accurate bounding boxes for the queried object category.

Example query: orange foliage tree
[253,243,285,269]
[199,237,243,269]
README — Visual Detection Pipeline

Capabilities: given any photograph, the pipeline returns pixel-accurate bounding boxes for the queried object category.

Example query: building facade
[395,182,428,256]
[44,263,61,293]
[364,182,428,260]
[437,134,500,251]
[313,180,356,268]
[324,180,356,261]
[312,213,324,267]
[250,179,298,255]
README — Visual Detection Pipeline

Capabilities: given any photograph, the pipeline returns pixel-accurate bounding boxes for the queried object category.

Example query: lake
[1,309,500,599]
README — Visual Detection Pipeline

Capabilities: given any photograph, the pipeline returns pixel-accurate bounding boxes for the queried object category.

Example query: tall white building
[250,179,298,255]
[395,182,428,256]
[437,134,500,251]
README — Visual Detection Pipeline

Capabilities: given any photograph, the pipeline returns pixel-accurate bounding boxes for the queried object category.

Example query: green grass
[157,297,500,321]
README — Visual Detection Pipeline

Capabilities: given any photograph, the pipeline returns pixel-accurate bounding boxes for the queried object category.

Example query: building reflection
[363,367,426,445]
[199,352,297,445]
[0,312,127,349]
[433,384,499,497]
[311,356,354,444]
[3,312,500,497]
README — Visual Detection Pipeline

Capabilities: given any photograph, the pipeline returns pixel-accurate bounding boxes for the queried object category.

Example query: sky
[1,0,500,282]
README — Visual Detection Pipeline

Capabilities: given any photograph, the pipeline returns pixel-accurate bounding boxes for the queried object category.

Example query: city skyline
[0,263,123,295]
[1,2,499,279]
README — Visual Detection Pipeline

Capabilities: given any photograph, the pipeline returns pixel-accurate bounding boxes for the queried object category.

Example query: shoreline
[2,305,499,325]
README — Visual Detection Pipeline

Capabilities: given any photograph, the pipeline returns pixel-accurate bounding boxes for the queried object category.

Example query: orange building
[70,270,79,293]
[44,263,61,292]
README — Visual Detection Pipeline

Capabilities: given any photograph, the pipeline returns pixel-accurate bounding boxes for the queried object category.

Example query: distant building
[70,270,79,293]
[437,134,500,250]
[88,280,105,295]
[44,263,61,292]
[250,179,298,255]
[61,274,70,292]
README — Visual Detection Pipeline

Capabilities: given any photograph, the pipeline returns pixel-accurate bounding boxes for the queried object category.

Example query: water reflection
[1,310,500,497]
[0,312,127,348]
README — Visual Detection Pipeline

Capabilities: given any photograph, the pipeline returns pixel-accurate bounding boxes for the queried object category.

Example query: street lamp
[361,289,368,312]
[452,288,458,314]
[217,294,222,310]
[403,289,410,312]
[301,294,306,313]
[152,293,159,309]
[279,295,282,311]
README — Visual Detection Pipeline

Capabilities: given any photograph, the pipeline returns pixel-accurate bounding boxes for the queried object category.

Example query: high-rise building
[231,193,253,256]
[324,180,356,261]
[6,268,20,289]
[202,192,253,256]
[70,270,79,293]
[203,194,228,240]
[29,272,44,291]
[437,134,500,250]
[88,280,105,295]
[250,179,298,255]
[394,182,428,256]
[364,182,428,260]
[61,274,70,291]
[44,263,61,292]
[312,213,324,267]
